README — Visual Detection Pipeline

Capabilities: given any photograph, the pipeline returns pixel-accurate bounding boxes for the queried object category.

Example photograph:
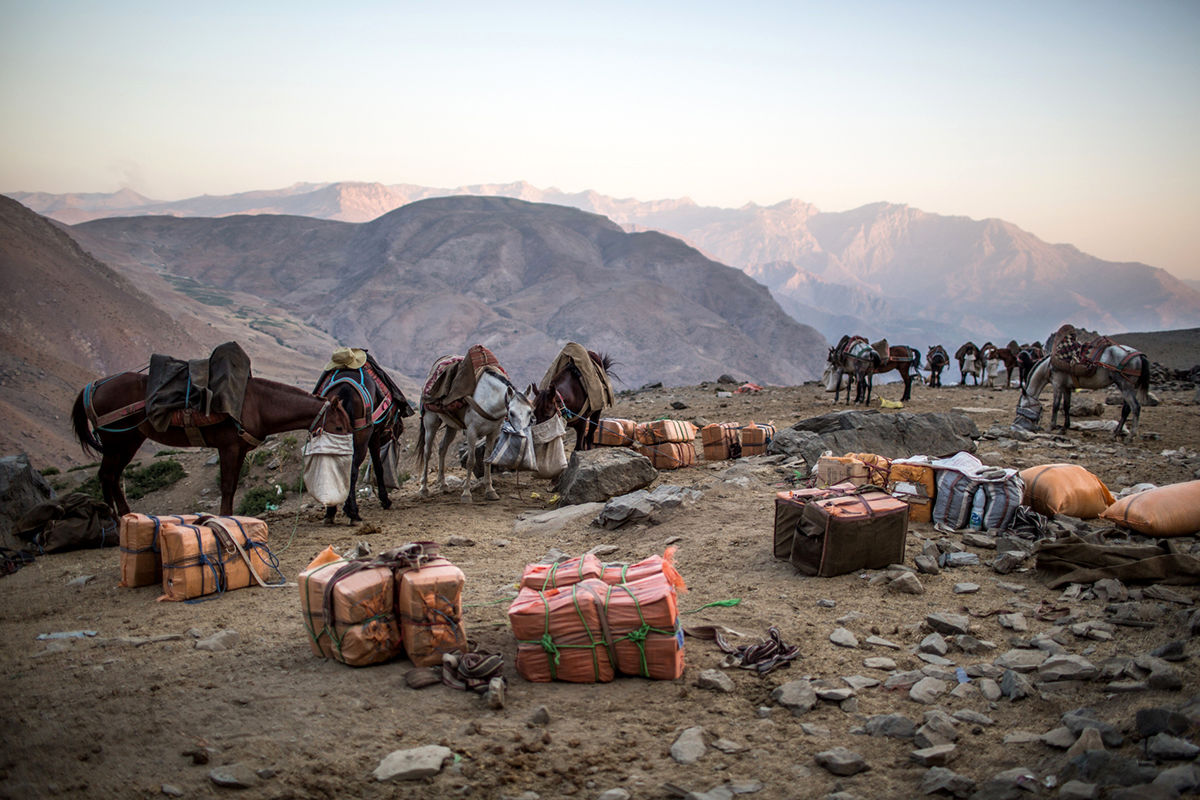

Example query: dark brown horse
[531,350,618,451]
[868,345,920,402]
[72,373,352,517]
[313,351,414,524]
[926,345,949,387]
[1015,342,1045,390]
[980,342,1018,388]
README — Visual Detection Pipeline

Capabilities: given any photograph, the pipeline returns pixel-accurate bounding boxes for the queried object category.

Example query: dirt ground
[2,379,1198,800]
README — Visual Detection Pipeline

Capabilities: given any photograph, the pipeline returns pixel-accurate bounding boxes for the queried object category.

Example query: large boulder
[556,448,657,506]
[0,454,55,550]
[772,410,978,463]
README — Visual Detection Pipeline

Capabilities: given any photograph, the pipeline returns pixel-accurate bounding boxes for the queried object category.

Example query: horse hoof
[380,499,392,510]
[485,490,500,501]
[323,518,336,526]
[460,494,473,504]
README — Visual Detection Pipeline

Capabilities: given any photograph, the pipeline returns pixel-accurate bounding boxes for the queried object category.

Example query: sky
[2,1,1198,278]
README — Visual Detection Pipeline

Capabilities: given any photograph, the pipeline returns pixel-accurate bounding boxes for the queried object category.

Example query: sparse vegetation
[68,462,99,472]
[163,274,232,306]
[39,466,60,476]
[154,449,184,457]
[236,485,285,516]
[74,459,187,502]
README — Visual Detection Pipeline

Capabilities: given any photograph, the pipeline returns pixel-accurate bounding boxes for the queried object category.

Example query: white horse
[416,367,535,502]
[1013,346,1150,438]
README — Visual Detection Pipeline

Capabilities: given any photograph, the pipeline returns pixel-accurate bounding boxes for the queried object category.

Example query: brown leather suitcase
[791,490,909,577]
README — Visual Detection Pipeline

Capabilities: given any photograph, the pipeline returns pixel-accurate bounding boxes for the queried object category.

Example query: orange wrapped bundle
[521,553,603,591]
[119,513,198,588]
[602,573,684,679]
[816,455,870,487]
[509,580,614,683]
[1100,480,1200,537]
[397,557,469,667]
[1021,464,1115,518]
[635,419,697,445]
[889,459,937,523]
[638,442,696,470]
[299,558,402,666]
[701,423,741,461]
[158,516,276,601]
[739,422,776,456]
[601,547,688,591]
[595,418,636,447]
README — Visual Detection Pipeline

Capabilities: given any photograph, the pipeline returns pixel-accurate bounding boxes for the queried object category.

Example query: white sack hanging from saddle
[821,364,852,393]
[487,419,538,472]
[529,415,568,479]
[358,439,403,491]
[303,432,354,505]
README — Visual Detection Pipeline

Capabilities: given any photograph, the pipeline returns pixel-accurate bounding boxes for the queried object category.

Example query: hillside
[14,182,1200,347]
[0,197,348,467]
[71,196,828,390]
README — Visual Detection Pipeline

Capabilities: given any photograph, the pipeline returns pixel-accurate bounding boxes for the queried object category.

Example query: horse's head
[528,383,559,424]
[827,346,838,365]
[505,383,537,432]
[316,396,354,436]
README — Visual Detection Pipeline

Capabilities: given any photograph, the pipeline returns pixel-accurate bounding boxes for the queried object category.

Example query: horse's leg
[583,412,601,450]
[437,427,457,496]
[418,416,436,497]
[901,368,912,402]
[217,442,252,516]
[370,435,391,510]
[98,433,144,517]
[340,434,369,524]
[479,428,500,502]
[1061,389,1072,432]
[1117,378,1140,438]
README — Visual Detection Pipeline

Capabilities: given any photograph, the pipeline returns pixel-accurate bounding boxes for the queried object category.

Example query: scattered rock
[1058,780,1098,800]
[209,763,259,789]
[910,744,956,767]
[1061,709,1123,748]
[889,572,925,595]
[1135,707,1190,738]
[914,554,940,575]
[814,747,868,776]
[514,503,606,534]
[864,656,897,670]
[697,669,735,694]
[1065,727,1106,759]
[865,635,902,649]
[161,785,184,797]
[918,766,975,798]
[373,745,453,782]
[1062,751,1157,786]
[909,677,947,704]
[997,613,1028,632]
[994,649,1046,673]
[830,628,859,648]
[919,633,948,656]
[555,449,657,506]
[771,680,818,716]
[1038,654,1098,682]
[951,583,979,594]
[925,613,970,636]
[999,670,1032,700]
[670,726,707,765]
[195,630,239,652]
[1146,732,1200,761]
[866,714,915,739]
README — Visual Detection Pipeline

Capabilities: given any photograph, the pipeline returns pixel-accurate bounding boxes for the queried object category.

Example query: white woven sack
[303,432,354,505]
[530,416,568,479]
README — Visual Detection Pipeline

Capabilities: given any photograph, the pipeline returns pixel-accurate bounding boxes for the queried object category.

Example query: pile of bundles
[118,513,285,601]
[773,482,910,577]
[299,542,467,667]
[507,549,687,682]
[1022,466,1200,537]
[634,420,697,469]
[814,453,937,523]
[591,417,776,469]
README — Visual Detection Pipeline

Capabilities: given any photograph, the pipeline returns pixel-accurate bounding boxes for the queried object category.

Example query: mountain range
[12,181,1200,345]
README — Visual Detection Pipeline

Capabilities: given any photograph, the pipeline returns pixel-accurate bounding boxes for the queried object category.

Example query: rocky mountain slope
[70,196,828,392]
[14,182,1200,346]
[0,198,346,467]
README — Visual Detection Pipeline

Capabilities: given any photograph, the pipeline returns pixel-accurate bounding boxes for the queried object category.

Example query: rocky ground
[1,378,1199,800]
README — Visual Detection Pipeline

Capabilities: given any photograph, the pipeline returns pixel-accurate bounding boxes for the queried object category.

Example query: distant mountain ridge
[12,181,1199,345]
[67,196,827,390]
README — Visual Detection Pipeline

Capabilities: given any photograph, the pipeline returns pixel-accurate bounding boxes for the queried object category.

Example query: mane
[587,350,621,383]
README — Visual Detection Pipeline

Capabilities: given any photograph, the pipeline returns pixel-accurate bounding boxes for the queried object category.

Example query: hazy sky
[2,1,1198,278]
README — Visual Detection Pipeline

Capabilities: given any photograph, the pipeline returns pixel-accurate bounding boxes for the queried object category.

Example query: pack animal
[1014,338,1150,438]
[72,374,352,517]
[313,350,414,524]
[926,345,950,387]
[416,359,535,503]
[980,342,1018,388]
[1015,342,1045,391]
[955,342,984,385]
[869,345,921,402]
[530,349,618,451]
[826,335,879,405]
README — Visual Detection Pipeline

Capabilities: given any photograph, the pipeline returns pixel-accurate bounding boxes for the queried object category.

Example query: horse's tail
[72,388,103,457]
[1136,354,1150,404]
[594,351,621,384]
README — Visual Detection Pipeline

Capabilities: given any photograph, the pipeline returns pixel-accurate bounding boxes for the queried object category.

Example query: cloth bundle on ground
[158,515,282,601]
[16,492,117,553]
[1100,480,1200,537]
[119,513,199,587]
[931,452,1023,532]
[1020,464,1115,519]
[421,345,506,420]
[299,542,467,667]
[145,341,251,433]
[539,342,615,418]
[1036,533,1200,587]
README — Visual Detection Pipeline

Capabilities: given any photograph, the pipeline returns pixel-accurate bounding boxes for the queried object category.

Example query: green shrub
[236,485,285,516]
[125,460,186,500]
[154,449,184,457]
[40,466,60,476]
[68,462,99,473]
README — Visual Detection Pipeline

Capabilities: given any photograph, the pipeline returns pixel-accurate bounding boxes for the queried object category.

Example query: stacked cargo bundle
[118,513,198,588]
[594,418,637,447]
[739,422,776,456]
[158,515,283,601]
[508,550,687,682]
[635,420,697,469]
[299,542,467,668]
[700,423,740,461]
